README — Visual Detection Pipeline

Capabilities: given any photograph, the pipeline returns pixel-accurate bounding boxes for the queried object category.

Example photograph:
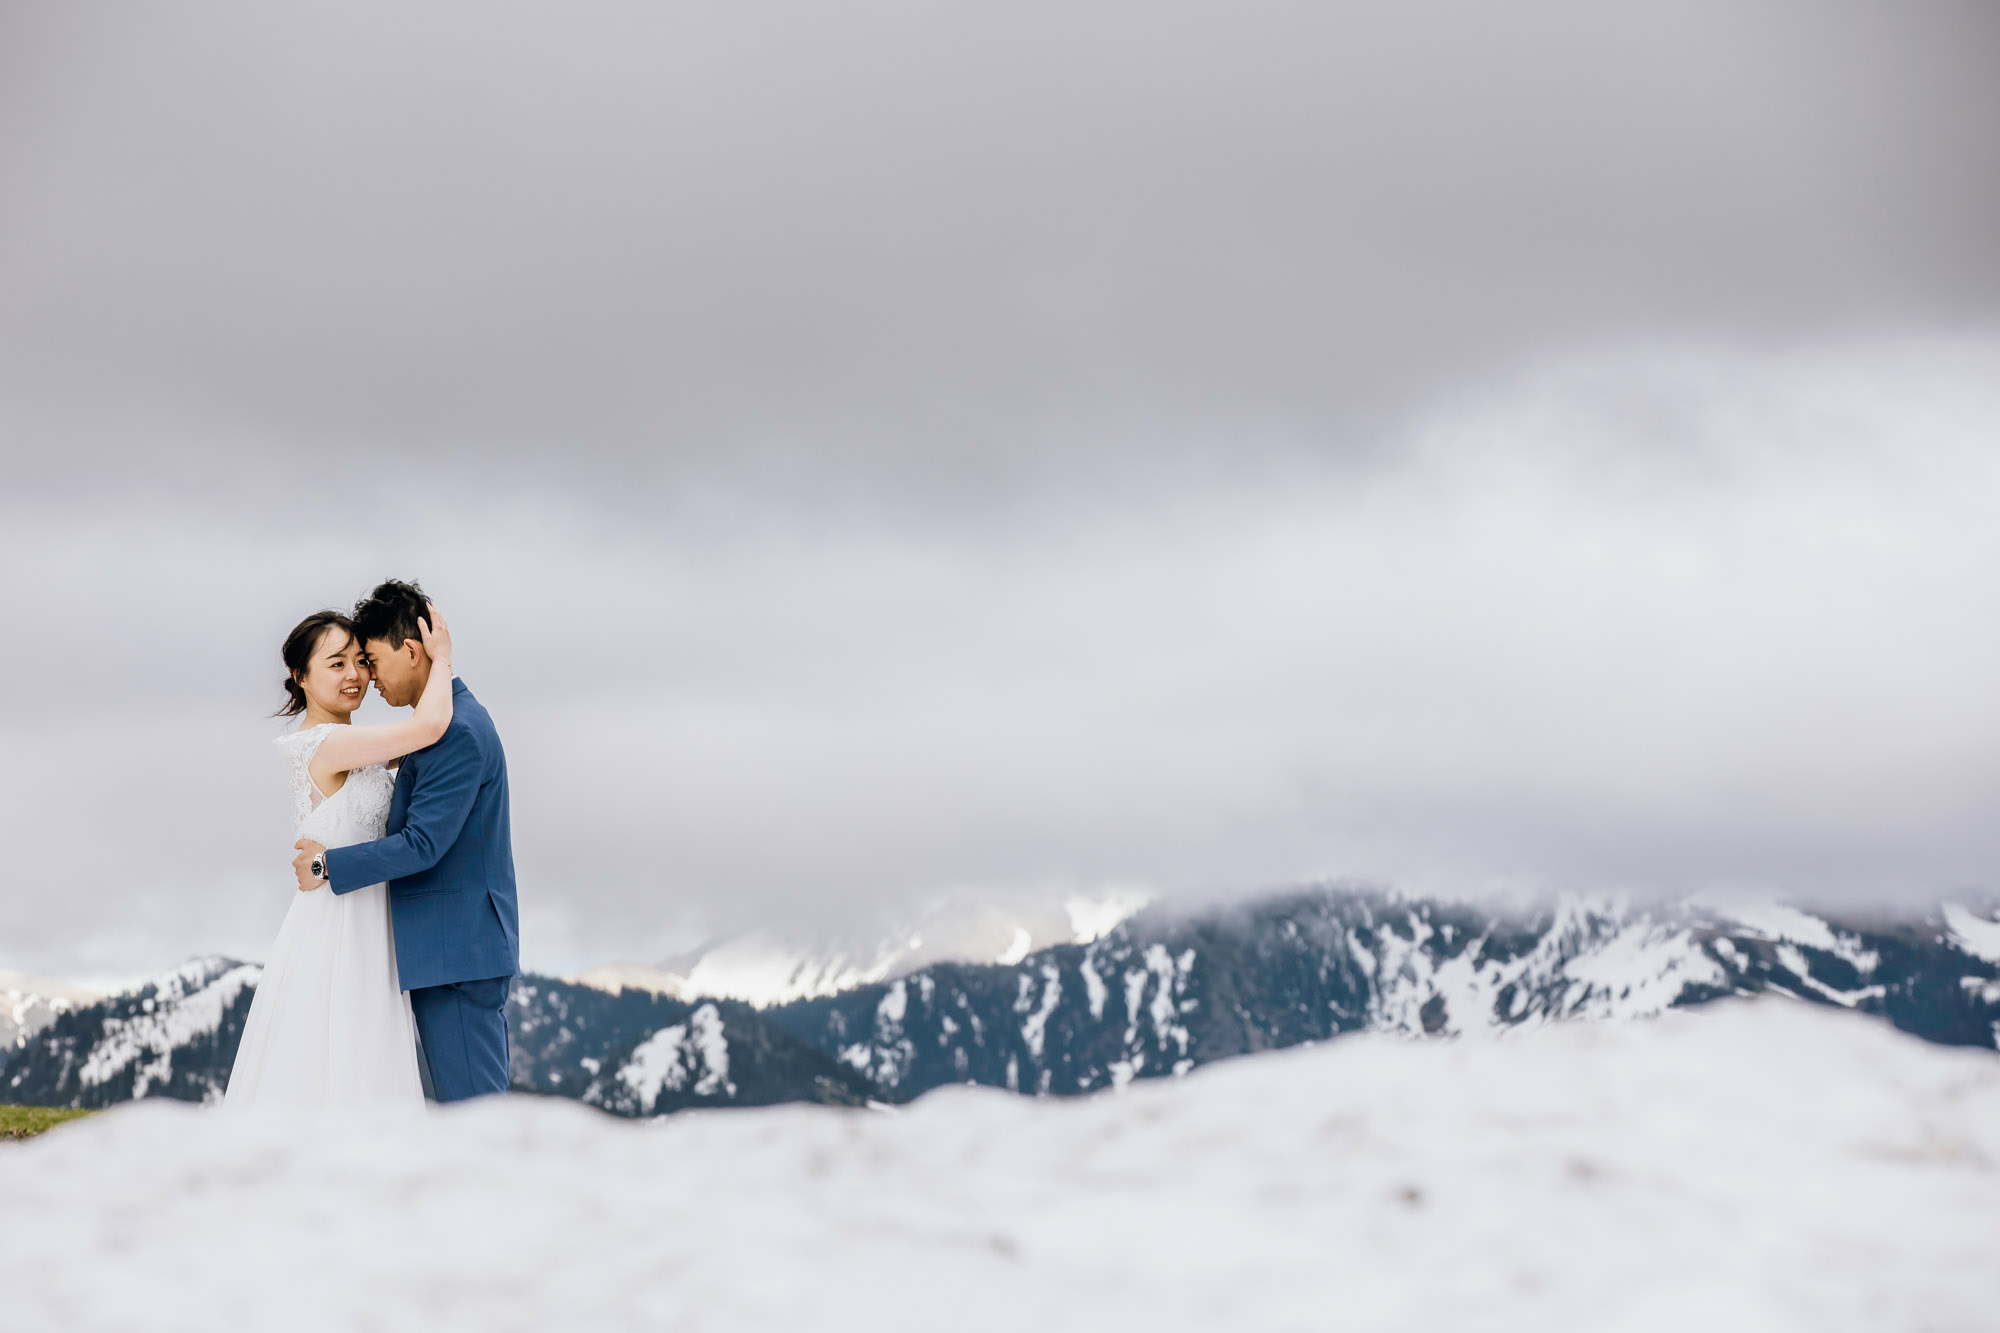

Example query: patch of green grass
[0,1105,94,1140]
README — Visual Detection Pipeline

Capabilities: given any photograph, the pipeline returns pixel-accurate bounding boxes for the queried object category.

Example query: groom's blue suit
[324,679,520,1101]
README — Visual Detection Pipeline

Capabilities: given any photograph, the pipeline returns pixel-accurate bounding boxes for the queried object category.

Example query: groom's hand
[292,839,327,892]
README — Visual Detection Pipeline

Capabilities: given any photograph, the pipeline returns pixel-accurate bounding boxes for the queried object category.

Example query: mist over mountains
[8,885,1998,1117]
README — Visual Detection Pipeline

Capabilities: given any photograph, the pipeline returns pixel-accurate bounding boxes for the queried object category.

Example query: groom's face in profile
[364,637,429,708]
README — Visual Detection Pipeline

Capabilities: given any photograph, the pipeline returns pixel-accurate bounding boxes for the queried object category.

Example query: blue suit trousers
[411,976,512,1102]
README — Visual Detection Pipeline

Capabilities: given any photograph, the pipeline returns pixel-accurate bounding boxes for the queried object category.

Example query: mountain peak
[9,888,1997,1118]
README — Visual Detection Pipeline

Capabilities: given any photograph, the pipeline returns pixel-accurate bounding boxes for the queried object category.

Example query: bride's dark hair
[276,611,359,718]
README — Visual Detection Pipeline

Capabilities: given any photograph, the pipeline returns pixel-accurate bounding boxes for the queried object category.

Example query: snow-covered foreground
[3,1000,1996,1333]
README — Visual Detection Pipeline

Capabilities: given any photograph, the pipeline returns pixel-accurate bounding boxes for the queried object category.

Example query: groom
[291,578,521,1102]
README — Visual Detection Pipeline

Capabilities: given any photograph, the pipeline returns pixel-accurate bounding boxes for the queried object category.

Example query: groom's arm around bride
[293,579,522,1102]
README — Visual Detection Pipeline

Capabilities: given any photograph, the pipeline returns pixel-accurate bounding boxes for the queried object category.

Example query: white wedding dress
[224,723,426,1109]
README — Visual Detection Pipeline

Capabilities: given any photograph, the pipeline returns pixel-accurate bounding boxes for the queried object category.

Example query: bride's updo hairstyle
[276,610,359,717]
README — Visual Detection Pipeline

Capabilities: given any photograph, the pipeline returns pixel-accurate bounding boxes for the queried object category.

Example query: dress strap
[275,722,339,821]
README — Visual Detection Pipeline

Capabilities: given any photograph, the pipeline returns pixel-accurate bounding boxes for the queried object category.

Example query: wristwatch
[309,851,327,884]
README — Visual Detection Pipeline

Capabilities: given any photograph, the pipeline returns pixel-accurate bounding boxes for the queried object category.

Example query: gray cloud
[6,337,2000,978]
[3,0,1997,484]
[2,2,1998,976]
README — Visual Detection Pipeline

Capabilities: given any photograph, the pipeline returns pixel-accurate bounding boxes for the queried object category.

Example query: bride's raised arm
[311,605,456,781]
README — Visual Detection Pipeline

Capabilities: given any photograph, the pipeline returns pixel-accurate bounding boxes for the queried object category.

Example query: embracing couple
[224,579,520,1110]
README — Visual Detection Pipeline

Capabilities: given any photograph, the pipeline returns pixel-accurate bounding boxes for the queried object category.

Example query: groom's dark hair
[352,578,431,652]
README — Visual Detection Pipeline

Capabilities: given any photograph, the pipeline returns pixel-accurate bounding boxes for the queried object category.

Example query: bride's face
[298,627,368,717]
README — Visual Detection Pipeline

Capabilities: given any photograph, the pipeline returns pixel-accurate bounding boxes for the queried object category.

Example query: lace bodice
[275,724,396,850]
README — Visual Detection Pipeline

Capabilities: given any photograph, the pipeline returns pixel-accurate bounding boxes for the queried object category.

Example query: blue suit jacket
[324,679,520,992]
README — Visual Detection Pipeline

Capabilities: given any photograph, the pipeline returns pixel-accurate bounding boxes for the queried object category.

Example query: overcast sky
[3,0,1998,979]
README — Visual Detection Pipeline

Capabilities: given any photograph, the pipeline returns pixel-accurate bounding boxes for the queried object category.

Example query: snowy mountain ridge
[562,887,1154,1007]
[6,885,1997,1115]
[1,970,109,1052]
[749,886,2000,1104]
[3,957,261,1106]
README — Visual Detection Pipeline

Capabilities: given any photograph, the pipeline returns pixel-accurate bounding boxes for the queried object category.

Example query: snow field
[1,997,1995,1332]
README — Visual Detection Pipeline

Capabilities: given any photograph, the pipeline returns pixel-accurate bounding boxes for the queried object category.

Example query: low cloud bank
[4,338,1998,974]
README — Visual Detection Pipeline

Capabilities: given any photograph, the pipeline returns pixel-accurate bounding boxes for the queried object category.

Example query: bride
[224,604,455,1109]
